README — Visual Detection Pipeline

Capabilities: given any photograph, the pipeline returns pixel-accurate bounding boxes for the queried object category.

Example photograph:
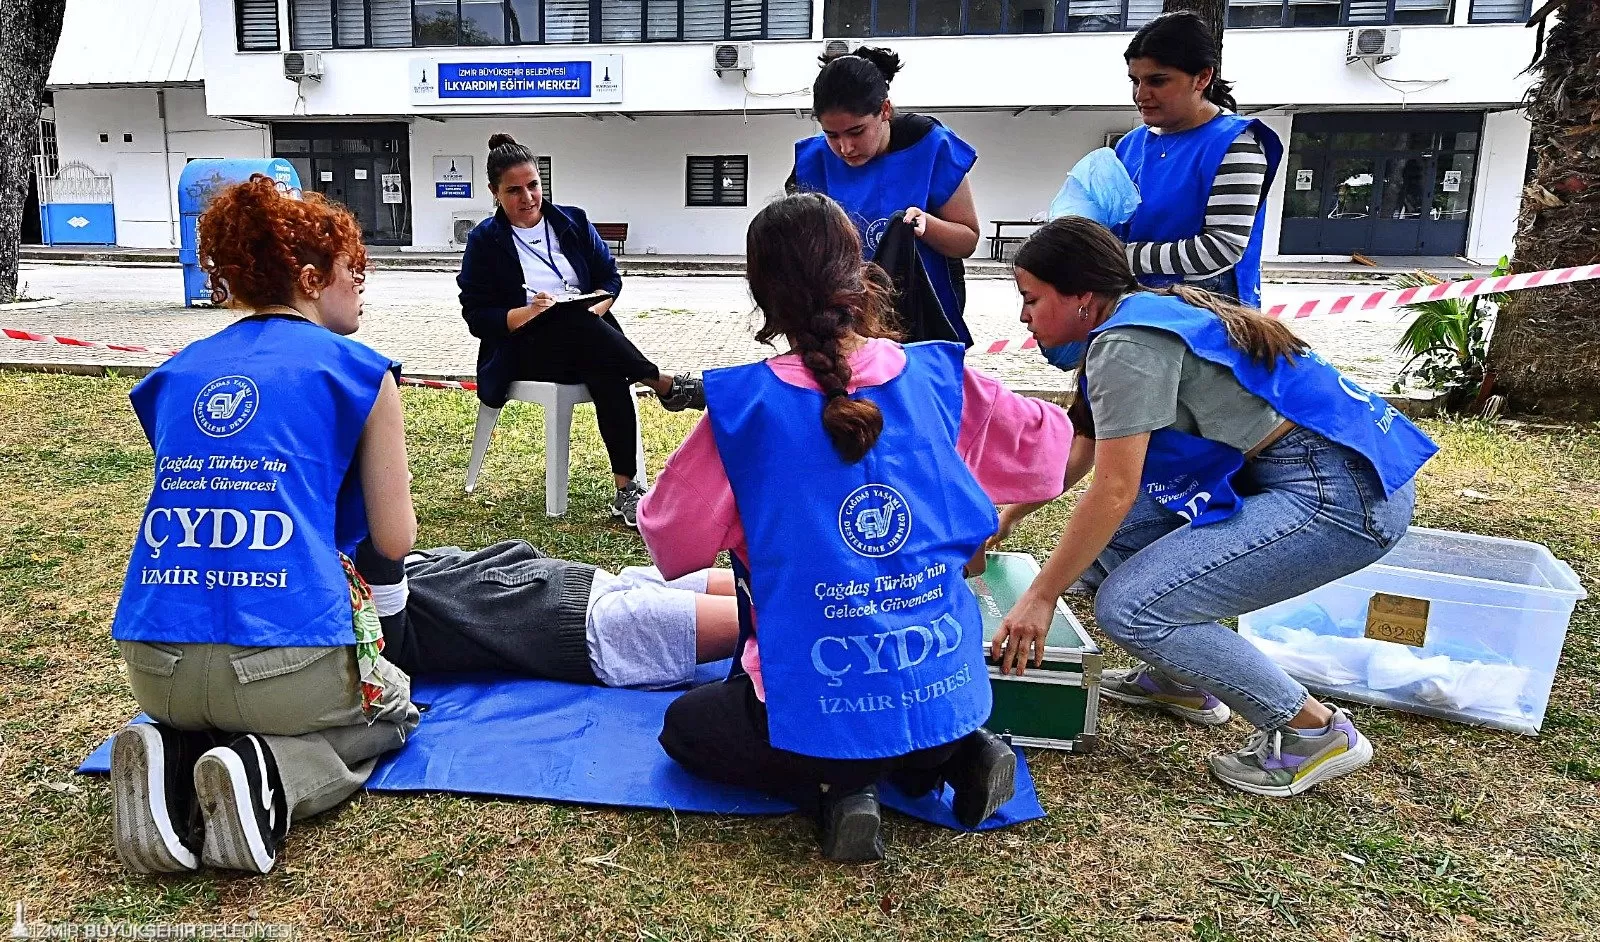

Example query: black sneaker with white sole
[110,723,212,873]
[611,481,646,528]
[945,728,1016,829]
[193,734,289,874]
[657,372,705,413]
[818,784,885,862]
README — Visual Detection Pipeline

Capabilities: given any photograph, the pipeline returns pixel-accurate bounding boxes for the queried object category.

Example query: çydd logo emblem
[864,217,890,254]
[193,375,260,438]
[839,484,912,558]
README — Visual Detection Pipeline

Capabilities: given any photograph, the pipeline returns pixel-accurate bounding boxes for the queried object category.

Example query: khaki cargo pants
[119,641,420,821]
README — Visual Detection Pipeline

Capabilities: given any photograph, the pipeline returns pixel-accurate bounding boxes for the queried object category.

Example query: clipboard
[515,290,611,330]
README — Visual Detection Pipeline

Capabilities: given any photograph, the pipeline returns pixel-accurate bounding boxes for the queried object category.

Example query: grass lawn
[1,371,1596,941]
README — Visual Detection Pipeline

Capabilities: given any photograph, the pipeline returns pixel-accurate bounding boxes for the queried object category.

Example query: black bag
[870,215,963,346]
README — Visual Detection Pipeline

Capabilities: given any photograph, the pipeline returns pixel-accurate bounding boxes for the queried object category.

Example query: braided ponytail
[746,193,900,463]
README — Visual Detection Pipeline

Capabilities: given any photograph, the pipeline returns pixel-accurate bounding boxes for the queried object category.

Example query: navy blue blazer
[456,203,624,407]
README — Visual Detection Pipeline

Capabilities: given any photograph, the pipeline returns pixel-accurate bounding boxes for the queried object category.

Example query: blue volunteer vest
[112,315,397,647]
[794,123,977,343]
[1086,292,1437,526]
[1115,113,1284,308]
[705,343,997,760]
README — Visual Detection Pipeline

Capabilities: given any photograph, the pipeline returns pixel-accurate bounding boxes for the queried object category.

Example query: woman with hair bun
[640,193,1074,861]
[1115,12,1284,306]
[789,46,982,344]
[458,133,703,527]
[107,176,419,876]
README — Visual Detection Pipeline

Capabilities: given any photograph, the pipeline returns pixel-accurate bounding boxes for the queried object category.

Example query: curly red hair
[198,175,368,309]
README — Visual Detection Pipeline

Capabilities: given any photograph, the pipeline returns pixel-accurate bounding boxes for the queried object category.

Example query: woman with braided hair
[639,193,1074,861]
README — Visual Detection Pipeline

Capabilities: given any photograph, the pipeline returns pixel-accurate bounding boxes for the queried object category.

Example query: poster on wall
[1295,169,1314,191]
[381,173,404,204]
[1442,170,1462,193]
[410,55,623,106]
[433,156,473,198]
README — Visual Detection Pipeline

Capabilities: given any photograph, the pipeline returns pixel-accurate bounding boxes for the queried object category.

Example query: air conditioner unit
[821,39,852,59]
[283,51,324,81]
[1346,27,1400,63]
[452,210,490,247]
[712,42,754,75]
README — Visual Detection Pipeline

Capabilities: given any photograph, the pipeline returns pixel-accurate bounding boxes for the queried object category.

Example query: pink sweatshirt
[638,338,1074,699]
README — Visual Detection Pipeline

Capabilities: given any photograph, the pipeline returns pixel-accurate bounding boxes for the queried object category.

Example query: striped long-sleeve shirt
[1126,129,1268,281]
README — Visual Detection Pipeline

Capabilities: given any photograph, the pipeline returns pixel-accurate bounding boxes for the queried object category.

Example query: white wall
[404,109,1112,252]
[1466,108,1531,264]
[198,0,1537,120]
[52,86,268,247]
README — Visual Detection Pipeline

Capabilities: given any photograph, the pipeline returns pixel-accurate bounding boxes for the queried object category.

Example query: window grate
[686,156,748,207]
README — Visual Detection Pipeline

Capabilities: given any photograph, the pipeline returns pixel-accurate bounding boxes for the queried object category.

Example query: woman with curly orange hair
[106,176,420,876]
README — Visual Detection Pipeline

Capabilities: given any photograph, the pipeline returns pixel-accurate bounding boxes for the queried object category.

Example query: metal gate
[37,160,117,245]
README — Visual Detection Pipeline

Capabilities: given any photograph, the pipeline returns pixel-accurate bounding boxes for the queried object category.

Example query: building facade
[43,0,1538,262]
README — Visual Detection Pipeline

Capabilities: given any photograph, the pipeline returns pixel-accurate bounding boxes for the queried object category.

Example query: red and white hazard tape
[979,262,1600,356]
[0,326,477,391]
[7,261,1599,371]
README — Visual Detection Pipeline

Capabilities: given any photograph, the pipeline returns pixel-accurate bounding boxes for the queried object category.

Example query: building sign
[433,155,473,199]
[410,56,623,106]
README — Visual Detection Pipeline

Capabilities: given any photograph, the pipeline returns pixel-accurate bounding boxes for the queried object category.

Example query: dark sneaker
[657,372,705,412]
[1100,663,1233,726]
[193,734,289,874]
[110,723,210,872]
[611,481,646,529]
[1209,706,1373,798]
[945,729,1016,829]
[818,785,884,862]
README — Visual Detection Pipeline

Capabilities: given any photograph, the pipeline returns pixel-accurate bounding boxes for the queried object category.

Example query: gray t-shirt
[1083,325,1284,451]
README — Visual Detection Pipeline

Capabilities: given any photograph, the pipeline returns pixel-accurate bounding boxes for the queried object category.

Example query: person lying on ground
[353,539,738,690]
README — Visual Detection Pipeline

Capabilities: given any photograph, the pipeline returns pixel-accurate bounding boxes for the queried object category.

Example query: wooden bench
[594,222,629,256]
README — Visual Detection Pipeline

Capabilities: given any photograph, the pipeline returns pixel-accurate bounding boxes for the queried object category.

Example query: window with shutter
[538,156,554,203]
[768,0,811,36]
[1470,0,1528,20]
[236,0,281,50]
[335,0,366,46]
[602,0,645,41]
[290,0,335,48]
[545,0,593,41]
[370,0,413,45]
[683,0,725,37]
[686,156,748,207]
[1394,0,1450,24]
[728,0,764,37]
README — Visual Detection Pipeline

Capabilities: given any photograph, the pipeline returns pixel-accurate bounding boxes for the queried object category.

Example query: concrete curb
[0,298,66,311]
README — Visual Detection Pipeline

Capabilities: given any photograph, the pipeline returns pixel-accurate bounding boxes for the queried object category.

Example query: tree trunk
[1162,0,1227,72]
[1484,0,1600,418]
[0,0,68,304]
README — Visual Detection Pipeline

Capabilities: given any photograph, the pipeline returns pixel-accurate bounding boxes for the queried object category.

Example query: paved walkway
[2,262,1417,393]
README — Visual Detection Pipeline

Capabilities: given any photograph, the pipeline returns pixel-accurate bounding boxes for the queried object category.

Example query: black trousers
[509,306,661,480]
[659,673,962,811]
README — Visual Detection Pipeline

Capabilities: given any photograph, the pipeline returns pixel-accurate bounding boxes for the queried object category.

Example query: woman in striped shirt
[1114,12,1284,307]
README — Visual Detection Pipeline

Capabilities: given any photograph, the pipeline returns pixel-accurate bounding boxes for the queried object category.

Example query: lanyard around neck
[510,219,568,285]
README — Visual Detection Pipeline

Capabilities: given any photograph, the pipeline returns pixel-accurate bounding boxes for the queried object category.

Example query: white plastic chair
[464,381,647,517]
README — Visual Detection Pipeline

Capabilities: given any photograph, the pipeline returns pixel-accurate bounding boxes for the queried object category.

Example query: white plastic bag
[1048,147,1141,228]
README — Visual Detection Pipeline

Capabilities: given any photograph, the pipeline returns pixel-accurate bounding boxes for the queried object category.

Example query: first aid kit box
[1240,527,1586,734]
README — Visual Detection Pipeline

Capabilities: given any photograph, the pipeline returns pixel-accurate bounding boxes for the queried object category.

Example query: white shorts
[585,566,711,689]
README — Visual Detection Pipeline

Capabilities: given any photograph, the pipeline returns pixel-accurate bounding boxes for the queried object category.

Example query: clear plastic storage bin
[1239,527,1587,735]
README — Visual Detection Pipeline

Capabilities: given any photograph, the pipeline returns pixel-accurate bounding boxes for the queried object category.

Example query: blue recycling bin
[177,158,301,307]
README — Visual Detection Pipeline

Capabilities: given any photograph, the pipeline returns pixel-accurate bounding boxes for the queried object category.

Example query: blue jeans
[1089,427,1415,730]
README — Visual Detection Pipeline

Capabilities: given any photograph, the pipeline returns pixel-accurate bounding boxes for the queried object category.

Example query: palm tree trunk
[1484,0,1600,418]
[0,0,69,304]
[1162,0,1227,46]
